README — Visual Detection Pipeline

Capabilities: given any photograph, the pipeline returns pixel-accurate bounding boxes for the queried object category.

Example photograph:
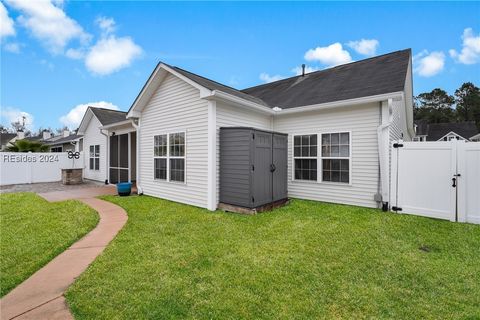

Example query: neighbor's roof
[0,133,16,146]
[414,119,429,136]
[90,108,127,125]
[242,49,411,109]
[45,134,82,145]
[426,121,478,141]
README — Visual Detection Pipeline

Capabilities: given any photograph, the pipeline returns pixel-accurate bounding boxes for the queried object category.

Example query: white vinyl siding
[82,115,107,182]
[215,102,272,205]
[274,103,380,208]
[139,74,209,208]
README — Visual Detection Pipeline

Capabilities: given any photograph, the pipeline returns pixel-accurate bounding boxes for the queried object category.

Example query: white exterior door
[392,141,457,221]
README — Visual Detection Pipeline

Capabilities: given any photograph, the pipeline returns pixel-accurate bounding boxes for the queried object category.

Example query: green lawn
[66,195,480,319]
[0,193,98,296]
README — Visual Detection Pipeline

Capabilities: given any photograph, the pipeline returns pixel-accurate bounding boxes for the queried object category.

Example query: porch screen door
[109,133,129,183]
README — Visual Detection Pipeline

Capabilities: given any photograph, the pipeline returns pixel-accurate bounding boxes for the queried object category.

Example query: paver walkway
[0,186,128,320]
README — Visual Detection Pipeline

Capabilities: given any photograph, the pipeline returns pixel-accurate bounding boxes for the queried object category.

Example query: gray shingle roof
[171,66,270,107]
[425,121,478,141]
[0,133,16,146]
[242,49,411,109]
[90,108,127,126]
[45,134,82,145]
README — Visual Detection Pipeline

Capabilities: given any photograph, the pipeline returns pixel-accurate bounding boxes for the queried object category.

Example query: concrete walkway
[0,186,128,320]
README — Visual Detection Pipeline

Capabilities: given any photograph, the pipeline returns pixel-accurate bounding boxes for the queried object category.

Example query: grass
[0,192,98,297]
[66,195,480,319]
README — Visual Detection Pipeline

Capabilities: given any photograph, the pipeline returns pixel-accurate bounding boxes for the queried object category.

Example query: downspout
[377,99,393,211]
[131,118,142,195]
[100,129,109,184]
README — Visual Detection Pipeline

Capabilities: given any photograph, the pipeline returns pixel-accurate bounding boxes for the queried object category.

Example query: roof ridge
[242,48,412,92]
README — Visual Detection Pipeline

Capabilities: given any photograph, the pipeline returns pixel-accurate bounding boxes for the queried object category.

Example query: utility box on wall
[220,127,288,210]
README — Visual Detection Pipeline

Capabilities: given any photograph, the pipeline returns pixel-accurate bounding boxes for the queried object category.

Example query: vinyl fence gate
[391,140,480,224]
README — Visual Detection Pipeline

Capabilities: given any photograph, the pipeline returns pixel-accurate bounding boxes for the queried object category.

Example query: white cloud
[304,43,352,67]
[449,28,480,64]
[85,35,142,75]
[346,39,379,56]
[59,101,119,129]
[291,65,318,76]
[259,72,285,83]
[4,42,21,53]
[65,47,85,60]
[0,107,34,130]
[0,2,15,38]
[96,16,115,35]
[5,0,89,53]
[413,50,445,77]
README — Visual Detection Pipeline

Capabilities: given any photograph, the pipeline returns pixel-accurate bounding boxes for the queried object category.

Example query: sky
[1,1,479,132]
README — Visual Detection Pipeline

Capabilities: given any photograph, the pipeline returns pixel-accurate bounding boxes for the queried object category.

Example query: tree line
[414,82,480,129]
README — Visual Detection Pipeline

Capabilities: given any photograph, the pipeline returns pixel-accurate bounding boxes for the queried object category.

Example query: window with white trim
[154,134,167,180]
[321,132,350,183]
[89,145,100,170]
[154,132,185,182]
[50,146,62,153]
[293,134,317,181]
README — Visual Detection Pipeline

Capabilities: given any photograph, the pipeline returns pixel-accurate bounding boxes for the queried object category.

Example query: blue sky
[1,1,479,131]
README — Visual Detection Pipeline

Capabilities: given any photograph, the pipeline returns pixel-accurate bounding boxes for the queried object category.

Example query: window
[89,145,100,170]
[321,132,350,183]
[50,146,62,152]
[154,132,185,182]
[293,134,317,181]
[154,135,167,180]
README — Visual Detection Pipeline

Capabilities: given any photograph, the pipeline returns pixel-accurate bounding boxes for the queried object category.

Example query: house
[107,48,414,211]
[413,120,479,141]
[0,133,17,151]
[45,132,83,153]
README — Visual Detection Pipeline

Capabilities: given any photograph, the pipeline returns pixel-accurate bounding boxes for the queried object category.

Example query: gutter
[377,98,393,211]
[202,90,274,115]
[275,92,404,115]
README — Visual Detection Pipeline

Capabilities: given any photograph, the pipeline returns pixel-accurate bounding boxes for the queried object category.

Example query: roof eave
[275,91,404,115]
[203,90,274,115]
[99,119,134,130]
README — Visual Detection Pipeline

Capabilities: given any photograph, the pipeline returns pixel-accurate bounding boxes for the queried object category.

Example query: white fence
[391,140,480,224]
[0,152,83,186]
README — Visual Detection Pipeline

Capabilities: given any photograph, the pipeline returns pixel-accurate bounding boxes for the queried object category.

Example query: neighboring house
[114,48,415,211]
[470,133,480,142]
[0,133,17,151]
[45,133,83,152]
[413,120,479,141]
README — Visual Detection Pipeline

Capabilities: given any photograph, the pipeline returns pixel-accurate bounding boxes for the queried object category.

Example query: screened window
[153,132,185,182]
[89,145,100,171]
[50,146,62,153]
[293,134,317,181]
[321,132,350,183]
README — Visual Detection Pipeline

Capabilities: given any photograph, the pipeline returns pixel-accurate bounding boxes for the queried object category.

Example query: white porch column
[207,100,217,211]
[128,132,131,183]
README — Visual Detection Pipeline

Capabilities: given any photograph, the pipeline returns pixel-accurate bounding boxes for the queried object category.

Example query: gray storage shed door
[272,133,288,201]
[252,130,273,207]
